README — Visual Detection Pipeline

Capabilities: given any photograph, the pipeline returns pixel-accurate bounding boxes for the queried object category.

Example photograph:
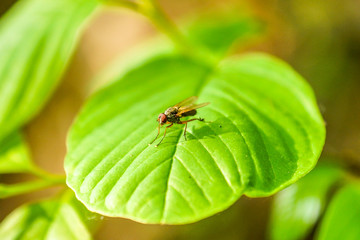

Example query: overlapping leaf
[0,192,97,240]
[269,163,343,240]
[186,12,263,57]
[0,132,33,174]
[0,0,98,141]
[316,184,360,240]
[65,53,325,224]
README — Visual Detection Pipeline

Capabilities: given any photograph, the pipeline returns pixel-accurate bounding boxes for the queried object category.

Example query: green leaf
[316,184,360,240]
[93,7,263,87]
[186,12,264,57]
[0,0,98,141]
[0,132,33,174]
[269,163,343,240]
[0,192,97,240]
[65,53,325,224]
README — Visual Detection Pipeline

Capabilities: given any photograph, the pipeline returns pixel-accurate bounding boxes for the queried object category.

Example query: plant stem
[140,0,192,53]
[344,172,360,185]
[28,165,65,183]
[0,179,64,199]
[102,0,138,10]
[107,0,194,54]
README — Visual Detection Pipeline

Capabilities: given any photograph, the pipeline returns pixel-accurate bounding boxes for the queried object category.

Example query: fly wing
[174,96,198,107]
[176,102,210,117]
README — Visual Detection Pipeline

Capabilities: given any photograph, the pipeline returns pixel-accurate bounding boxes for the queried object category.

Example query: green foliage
[269,163,343,240]
[65,52,325,224]
[0,192,97,240]
[186,13,263,57]
[0,132,33,174]
[0,0,98,141]
[316,184,360,240]
[0,132,65,198]
[0,0,329,236]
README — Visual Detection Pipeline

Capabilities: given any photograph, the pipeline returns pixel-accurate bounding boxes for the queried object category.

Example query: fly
[149,96,210,147]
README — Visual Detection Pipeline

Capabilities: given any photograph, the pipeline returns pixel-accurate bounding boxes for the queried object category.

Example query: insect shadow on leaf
[185,117,233,140]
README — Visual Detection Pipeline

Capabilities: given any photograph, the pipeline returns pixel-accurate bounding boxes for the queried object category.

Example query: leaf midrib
[160,63,222,222]
[160,129,183,222]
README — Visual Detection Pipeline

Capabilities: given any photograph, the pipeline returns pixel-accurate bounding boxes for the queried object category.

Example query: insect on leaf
[65,53,325,224]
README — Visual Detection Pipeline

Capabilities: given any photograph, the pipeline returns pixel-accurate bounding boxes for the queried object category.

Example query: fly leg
[179,118,204,141]
[155,123,173,147]
[149,123,161,145]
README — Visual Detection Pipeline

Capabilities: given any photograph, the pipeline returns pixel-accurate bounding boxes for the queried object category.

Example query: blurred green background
[0,0,359,239]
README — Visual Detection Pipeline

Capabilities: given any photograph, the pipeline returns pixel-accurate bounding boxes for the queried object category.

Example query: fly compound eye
[158,113,167,124]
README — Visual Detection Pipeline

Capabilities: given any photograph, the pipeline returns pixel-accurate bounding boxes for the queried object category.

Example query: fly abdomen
[181,109,197,117]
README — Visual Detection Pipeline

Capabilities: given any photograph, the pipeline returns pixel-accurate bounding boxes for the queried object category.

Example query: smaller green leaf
[0,132,33,174]
[0,191,97,240]
[269,163,343,240]
[316,184,360,240]
[0,0,98,141]
[185,11,264,57]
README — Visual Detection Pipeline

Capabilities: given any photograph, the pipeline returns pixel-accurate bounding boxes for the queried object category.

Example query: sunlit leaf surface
[65,53,325,224]
[0,0,98,141]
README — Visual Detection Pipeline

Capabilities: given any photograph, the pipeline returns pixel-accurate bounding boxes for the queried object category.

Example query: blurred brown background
[1,0,359,239]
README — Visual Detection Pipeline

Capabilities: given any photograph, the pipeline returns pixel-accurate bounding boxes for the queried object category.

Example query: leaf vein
[185,131,237,193]
[174,155,211,205]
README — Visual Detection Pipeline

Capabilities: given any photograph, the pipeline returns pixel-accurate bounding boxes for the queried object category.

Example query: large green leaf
[316,184,360,240]
[0,192,96,240]
[0,0,98,141]
[269,163,343,240]
[0,132,33,174]
[65,53,325,224]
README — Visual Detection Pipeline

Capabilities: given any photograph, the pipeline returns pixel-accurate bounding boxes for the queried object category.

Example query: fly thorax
[164,107,177,115]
